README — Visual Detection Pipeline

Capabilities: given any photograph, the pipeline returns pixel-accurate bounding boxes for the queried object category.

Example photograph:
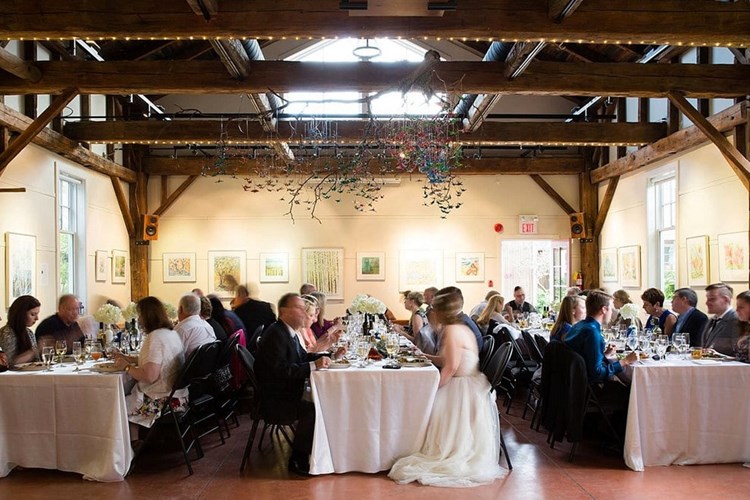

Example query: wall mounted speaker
[142,214,160,241]
[569,212,589,239]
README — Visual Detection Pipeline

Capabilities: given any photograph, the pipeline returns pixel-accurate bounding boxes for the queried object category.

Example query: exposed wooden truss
[63,120,667,147]
[142,155,585,176]
[1,60,747,98]
[591,100,748,183]
[1,0,748,45]
[0,46,41,81]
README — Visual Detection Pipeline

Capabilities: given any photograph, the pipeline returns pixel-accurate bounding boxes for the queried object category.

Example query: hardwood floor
[1,398,747,499]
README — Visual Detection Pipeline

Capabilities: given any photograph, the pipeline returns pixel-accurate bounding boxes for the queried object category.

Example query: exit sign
[519,215,539,234]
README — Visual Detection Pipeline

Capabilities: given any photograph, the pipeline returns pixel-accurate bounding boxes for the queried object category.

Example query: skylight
[283,38,445,117]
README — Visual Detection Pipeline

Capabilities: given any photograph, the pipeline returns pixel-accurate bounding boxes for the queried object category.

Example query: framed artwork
[455,252,484,282]
[399,250,443,291]
[686,235,709,287]
[111,249,128,284]
[260,252,289,283]
[163,252,196,283]
[356,252,385,281]
[717,232,749,282]
[94,250,108,282]
[601,248,618,283]
[5,232,36,307]
[618,245,641,288]
[302,248,344,300]
[208,251,246,297]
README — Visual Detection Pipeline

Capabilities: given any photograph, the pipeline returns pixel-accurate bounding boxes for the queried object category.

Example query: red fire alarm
[488,280,494,287]
[494,223,504,233]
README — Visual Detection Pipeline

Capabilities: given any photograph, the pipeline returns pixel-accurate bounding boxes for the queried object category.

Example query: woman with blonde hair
[397,291,428,343]
[550,295,586,342]
[475,294,510,334]
[609,289,643,331]
[298,295,342,353]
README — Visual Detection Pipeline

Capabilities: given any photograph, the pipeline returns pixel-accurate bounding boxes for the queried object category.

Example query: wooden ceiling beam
[142,155,585,176]
[1,0,747,45]
[64,120,667,146]
[591,100,748,183]
[0,100,137,182]
[0,46,41,82]
[1,60,747,98]
[530,174,576,214]
[667,91,750,190]
[548,0,585,22]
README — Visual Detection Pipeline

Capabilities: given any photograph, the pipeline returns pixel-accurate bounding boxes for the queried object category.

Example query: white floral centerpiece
[350,294,386,315]
[121,301,138,322]
[619,303,639,322]
[94,303,123,325]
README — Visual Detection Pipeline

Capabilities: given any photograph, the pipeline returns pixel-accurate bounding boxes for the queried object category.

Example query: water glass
[42,346,55,371]
[655,335,669,361]
[72,342,84,371]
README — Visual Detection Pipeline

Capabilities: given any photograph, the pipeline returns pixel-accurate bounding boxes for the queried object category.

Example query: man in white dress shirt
[174,293,216,357]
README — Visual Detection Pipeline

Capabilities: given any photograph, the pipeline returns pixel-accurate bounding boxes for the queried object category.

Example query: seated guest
[564,290,637,385]
[230,285,251,310]
[234,288,276,341]
[641,288,676,337]
[0,295,41,367]
[300,295,342,352]
[35,294,85,354]
[254,293,331,475]
[475,294,510,334]
[309,291,334,339]
[208,295,243,336]
[423,287,439,309]
[609,289,643,331]
[299,283,317,295]
[113,297,188,433]
[504,286,537,320]
[469,290,500,319]
[702,282,739,356]
[566,286,582,297]
[401,291,428,340]
[389,287,503,487]
[200,296,227,342]
[550,295,586,342]
[671,287,709,347]
[734,290,750,362]
[174,293,216,357]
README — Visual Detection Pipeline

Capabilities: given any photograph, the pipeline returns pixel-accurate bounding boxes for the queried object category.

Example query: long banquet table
[309,360,440,475]
[624,358,750,471]
[0,361,134,482]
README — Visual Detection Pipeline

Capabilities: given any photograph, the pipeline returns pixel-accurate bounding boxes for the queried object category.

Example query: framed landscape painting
[95,250,108,282]
[619,245,641,288]
[356,252,385,281]
[601,248,618,283]
[455,252,484,282]
[112,250,128,284]
[686,235,709,286]
[302,248,344,300]
[260,252,289,283]
[208,251,246,297]
[6,232,36,307]
[717,232,748,282]
[163,252,196,283]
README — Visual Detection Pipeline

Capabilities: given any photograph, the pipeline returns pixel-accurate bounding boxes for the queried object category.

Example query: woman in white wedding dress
[389,289,504,488]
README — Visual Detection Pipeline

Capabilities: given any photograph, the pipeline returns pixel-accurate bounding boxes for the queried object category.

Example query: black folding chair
[185,341,227,445]
[481,341,514,470]
[478,335,496,373]
[246,324,264,355]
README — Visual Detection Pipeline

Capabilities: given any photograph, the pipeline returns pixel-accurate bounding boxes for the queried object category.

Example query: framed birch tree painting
[302,248,344,300]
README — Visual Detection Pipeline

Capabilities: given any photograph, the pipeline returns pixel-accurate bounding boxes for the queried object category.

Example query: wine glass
[72,342,84,371]
[55,340,67,365]
[655,335,669,362]
[385,334,399,365]
[355,340,369,368]
[90,344,103,362]
[42,346,55,371]
[671,333,684,359]
[626,334,639,353]
[639,335,652,358]
[84,339,94,360]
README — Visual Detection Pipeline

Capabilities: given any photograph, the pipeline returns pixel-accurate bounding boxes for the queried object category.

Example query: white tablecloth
[624,358,750,471]
[309,360,439,475]
[0,362,133,481]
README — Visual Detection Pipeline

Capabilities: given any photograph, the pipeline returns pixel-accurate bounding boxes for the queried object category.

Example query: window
[283,38,445,117]
[58,175,86,300]
[652,174,676,299]
[501,239,569,311]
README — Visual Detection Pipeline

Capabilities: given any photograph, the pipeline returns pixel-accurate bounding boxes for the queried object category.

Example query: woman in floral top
[0,295,41,367]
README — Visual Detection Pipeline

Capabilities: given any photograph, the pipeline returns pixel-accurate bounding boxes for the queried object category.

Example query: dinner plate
[328,362,352,370]
[399,358,432,368]
[12,362,47,372]
[692,359,722,365]
[89,362,125,373]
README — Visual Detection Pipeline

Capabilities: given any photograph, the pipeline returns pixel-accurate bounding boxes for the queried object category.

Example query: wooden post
[126,145,150,301]
[22,41,36,120]
[579,151,600,289]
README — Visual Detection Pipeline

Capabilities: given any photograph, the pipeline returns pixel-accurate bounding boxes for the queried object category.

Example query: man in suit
[254,293,331,475]
[672,288,709,347]
[701,283,739,356]
[234,290,276,342]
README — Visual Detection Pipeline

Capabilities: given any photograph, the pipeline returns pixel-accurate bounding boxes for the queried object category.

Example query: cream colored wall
[147,172,579,318]
[0,144,131,320]
[599,139,749,322]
